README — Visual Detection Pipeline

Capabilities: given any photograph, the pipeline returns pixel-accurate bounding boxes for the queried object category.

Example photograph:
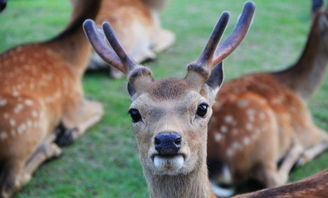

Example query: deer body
[0,0,103,197]
[86,0,175,78]
[207,4,328,193]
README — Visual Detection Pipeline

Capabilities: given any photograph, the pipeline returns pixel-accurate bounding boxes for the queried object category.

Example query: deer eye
[128,108,142,123]
[196,103,209,117]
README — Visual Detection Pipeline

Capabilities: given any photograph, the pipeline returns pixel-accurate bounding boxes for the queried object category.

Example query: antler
[194,1,255,69]
[83,19,137,74]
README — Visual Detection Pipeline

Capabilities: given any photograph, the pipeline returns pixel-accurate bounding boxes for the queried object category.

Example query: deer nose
[154,132,182,156]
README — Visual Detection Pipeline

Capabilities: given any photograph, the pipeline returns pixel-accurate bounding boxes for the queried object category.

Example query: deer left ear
[205,62,224,93]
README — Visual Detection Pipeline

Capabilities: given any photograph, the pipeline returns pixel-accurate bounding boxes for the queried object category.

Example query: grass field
[0,0,328,197]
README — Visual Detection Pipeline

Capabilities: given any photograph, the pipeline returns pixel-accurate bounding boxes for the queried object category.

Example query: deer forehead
[131,89,208,113]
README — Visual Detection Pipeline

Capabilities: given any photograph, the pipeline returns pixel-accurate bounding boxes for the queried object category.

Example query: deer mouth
[151,154,185,173]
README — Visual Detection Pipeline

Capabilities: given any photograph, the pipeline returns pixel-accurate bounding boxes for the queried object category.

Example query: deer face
[83,1,255,177]
[128,78,219,175]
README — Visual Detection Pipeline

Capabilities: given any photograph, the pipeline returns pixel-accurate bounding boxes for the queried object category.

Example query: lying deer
[84,1,255,198]
[233,168,328,198]
[0,0,7,12]
[207,0,328,195]
[0,0,103,197]
[82,0,175,78]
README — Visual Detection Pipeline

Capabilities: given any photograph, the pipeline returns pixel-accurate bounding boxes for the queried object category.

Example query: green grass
[0,0,327,197]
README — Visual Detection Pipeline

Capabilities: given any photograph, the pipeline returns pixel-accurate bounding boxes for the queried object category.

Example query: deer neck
[46,0,101,75]
[144,151,212,198]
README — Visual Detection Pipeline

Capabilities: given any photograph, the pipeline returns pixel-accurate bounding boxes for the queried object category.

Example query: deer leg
[296,129,328,166]
[277,143,303,183]
[14,135,62,193]
[255,162,281,188]
[63,99,103,141]
[0,134,60,198]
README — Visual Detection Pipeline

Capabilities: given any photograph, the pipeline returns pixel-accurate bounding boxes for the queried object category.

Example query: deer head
[84,1,255,197]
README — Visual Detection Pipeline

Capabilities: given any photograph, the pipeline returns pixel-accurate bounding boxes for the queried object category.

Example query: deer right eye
[128,108,142,123]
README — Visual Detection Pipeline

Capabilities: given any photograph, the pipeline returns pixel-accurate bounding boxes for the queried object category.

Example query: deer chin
[152,154,185,175]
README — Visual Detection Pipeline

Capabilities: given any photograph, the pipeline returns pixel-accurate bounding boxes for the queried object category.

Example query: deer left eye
[196,103,209,117]
[128,108,142,123]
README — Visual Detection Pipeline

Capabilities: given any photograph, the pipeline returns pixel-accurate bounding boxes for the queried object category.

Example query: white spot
[243,137,250,145]
[247,109,256,116]
[3,113,9,119]
[220,125,228,133]
[12,91,20,97]
[11,130,16,136]
[32,111,38,118]
[248,115,255,122]
[18,124,26,134]
[27,120,32,127]
[9,119,16,127]
[25,99,33,106]
[227,148,235,157]
[232,142,241,150]
[0,99,7,106]
[224,115,234,124]
[14,104,24,113]
[259,112,266,120]
[237,100,249,108]
[246,123,253,131]
[215,133,223,142]
[0,132,8,140]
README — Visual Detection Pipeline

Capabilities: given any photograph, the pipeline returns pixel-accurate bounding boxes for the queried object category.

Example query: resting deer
[0,0,7,12]
[233,168,328,198]
[84,2,255,198]
[82,0,175,78]
[207,0,328,195]
[0,0,104,197]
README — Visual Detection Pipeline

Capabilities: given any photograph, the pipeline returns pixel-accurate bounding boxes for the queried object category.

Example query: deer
[84,1,255,198]
[207,0,328,196]
[0,0,104,197]
[80,0,175,78]
[233,168,328,198]
[0,0,7,12]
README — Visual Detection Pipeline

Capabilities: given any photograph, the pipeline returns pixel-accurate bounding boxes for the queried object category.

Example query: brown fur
[207,6,328,192]
[234,169,328,198]
[0,1,104,197]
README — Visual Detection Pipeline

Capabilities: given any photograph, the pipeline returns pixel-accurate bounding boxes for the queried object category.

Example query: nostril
[174,137,181,146]
[154,137,161,145]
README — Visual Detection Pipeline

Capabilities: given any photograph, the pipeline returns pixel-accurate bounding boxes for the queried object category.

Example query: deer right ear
[206,62,224,91]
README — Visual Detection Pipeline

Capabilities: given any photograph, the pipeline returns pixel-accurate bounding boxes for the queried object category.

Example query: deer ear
[206,62,224,91]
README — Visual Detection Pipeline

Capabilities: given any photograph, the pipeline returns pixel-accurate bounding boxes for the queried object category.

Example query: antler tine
[102,22,137,73]
[211,1,255,67]
[195,11,230,68]
[83,19,127,73]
